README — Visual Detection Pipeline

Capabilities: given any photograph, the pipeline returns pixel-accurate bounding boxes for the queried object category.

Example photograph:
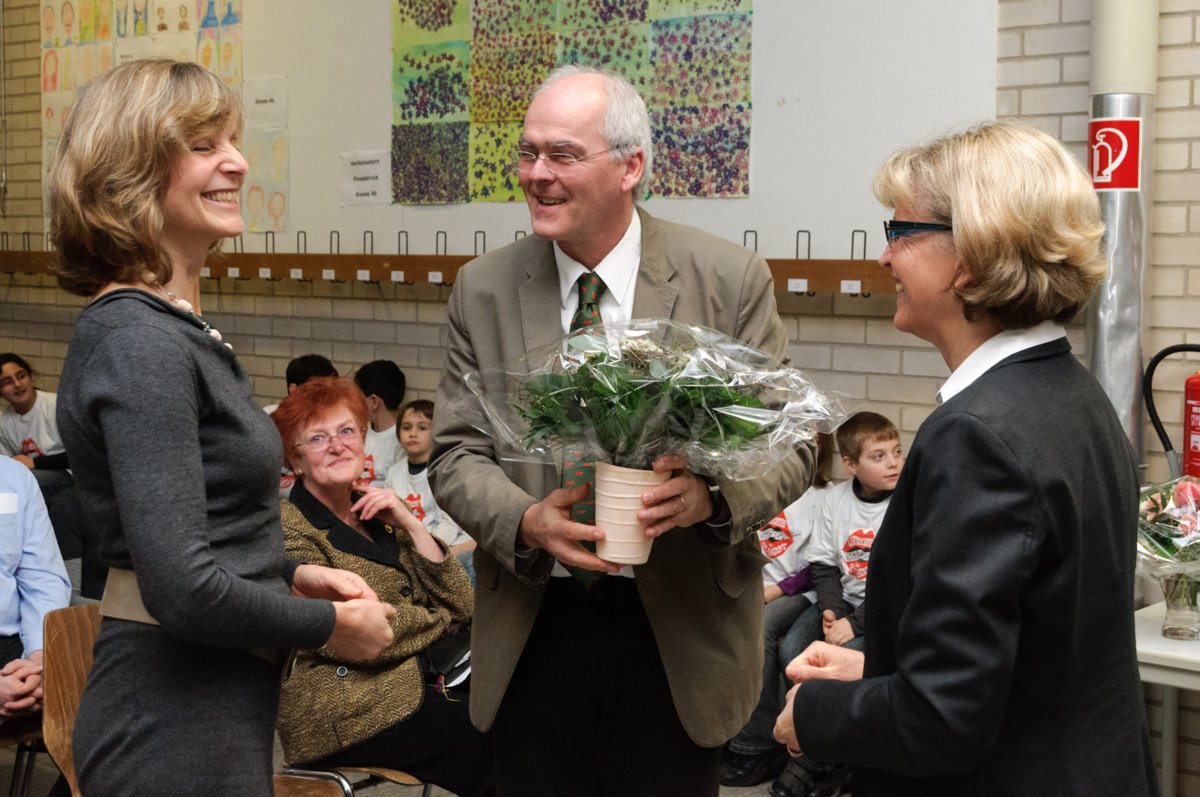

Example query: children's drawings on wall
[40,0,246,208]
[391,0,753,204]
[242,76,291,234]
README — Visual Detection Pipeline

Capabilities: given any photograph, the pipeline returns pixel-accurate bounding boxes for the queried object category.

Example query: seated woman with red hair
[271,378,492,797]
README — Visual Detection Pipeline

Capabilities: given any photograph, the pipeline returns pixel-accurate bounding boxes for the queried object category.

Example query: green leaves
[515,336,768,470]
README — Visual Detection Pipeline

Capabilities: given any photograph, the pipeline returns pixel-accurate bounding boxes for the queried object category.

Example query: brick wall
[3,0,1200,786]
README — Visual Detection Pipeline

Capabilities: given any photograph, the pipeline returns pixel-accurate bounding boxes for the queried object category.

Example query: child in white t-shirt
[386,400,475,583]
[720,433,833,788]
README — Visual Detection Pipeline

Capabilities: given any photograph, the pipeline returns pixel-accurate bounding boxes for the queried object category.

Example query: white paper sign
[341,151,389,206]
[243,76,289,128]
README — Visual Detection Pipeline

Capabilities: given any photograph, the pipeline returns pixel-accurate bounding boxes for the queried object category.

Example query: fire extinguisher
[1185,371,1200,478]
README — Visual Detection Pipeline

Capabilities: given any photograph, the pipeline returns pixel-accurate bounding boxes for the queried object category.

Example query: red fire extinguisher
[1185,372,1200,478]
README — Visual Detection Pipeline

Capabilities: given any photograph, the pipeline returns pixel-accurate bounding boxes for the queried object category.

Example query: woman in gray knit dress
[47,60,397,796]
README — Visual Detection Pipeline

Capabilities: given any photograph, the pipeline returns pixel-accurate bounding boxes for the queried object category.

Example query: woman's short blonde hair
[48,59,244,297]
[873,120,1106,330]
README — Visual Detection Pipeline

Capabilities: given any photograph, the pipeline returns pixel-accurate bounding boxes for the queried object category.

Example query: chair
[0,714,45,797]
[283,765,432,797]
[40,604,100,797]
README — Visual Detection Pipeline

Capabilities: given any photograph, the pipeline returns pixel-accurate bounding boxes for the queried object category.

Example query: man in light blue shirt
[0,457,70,718]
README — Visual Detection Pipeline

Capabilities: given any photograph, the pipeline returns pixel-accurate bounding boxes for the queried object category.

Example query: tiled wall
[4,0,1200,787]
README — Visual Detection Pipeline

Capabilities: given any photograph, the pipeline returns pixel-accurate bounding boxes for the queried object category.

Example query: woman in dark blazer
[773,120,1157,797]
[271,378,492,797]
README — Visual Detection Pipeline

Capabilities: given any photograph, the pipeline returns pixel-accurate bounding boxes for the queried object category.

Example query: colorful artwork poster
[649,13,750,107]
[469,30,557,123]
[390,0,753,203]
[652,102,749,197]
[393,0,470,43]
[393,40,470,124]
[244,127,289,233]
[469,121,523,201]
[392,122,470,204]
[558,23,650,90]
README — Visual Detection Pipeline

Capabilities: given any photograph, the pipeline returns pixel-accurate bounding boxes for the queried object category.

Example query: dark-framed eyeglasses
[883,220,953,244]
[513,147,616,175]
[294,425,360,452]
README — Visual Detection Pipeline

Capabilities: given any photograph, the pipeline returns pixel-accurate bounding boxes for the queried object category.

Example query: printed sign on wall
[1089,117,1142,192]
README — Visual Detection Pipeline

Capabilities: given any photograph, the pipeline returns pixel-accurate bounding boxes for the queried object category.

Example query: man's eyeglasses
[0,371,31,390]
[883,220,953,244]
[295,425,360,452]
[513,148,616,175]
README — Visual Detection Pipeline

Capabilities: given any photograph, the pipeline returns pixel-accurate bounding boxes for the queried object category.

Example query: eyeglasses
[513,147,616,175]
[295,425,360,452]
[883,220,954,244]
[0,371,30,390]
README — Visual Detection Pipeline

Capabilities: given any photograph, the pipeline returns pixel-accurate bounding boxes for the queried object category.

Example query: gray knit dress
[57,290,335,797]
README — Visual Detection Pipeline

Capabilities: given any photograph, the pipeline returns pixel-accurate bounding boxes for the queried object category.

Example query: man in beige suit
[430,64,813,797]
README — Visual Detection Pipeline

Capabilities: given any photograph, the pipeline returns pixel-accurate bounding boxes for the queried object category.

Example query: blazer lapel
[518,239,566,365]
[631,208,679,324]
[289,480,404,570]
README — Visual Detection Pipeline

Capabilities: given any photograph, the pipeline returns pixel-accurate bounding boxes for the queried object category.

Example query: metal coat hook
[363,230,374,255]
[795,230,811,259]
[329,230,341,255]
[0,232,8,250]
[793,230,816,296]
[743,230,758,252]
[264,231,276,254]
[514,230,527,240]
[232,235,243,254]
[474,230,486,256]
[847,229,870,297]
[435,230,448,257]
[397,231,409,255]
[21,232,31,251]
[297,231,308,254]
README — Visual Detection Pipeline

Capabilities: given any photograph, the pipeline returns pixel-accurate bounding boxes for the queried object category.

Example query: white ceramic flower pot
[594,462,669,565]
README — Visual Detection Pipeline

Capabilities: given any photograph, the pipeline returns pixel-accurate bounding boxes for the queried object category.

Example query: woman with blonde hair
[773,120,1156,796]
[49,59,396,796]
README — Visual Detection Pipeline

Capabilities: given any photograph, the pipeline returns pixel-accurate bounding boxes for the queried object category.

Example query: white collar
[555,210,641,313]
[937,320,1067,404]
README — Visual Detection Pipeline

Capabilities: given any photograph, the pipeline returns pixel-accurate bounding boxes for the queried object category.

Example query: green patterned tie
[563,272,606,585]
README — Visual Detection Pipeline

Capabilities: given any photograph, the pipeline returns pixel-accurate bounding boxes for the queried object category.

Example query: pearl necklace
[142,274,230,349]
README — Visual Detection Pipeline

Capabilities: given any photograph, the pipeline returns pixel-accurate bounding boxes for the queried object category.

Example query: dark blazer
[795,338,1156,795]
[430,208,814,747]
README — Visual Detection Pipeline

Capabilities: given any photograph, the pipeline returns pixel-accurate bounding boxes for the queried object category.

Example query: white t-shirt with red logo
[385,456,469,547]
[358,425,402,491]
[806,478,891,607]
[0,391,64,459]
[758,484,831,587]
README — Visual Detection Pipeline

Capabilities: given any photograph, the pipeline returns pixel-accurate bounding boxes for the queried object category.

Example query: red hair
[271,377,368,471]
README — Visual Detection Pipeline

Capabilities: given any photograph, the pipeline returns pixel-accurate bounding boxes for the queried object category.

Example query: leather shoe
[719,745,789,787]
[770,755,850,797]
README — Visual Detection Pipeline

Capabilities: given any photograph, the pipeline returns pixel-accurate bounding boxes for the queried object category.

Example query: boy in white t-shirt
[386,400,476,583]
[805,411,903,652]
[353,360,406,490]
[0,353,72,501]
[768,411,904,797]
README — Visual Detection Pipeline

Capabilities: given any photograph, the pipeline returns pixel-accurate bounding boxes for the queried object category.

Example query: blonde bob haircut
[48,59,244,297]
[873,120,1106,330]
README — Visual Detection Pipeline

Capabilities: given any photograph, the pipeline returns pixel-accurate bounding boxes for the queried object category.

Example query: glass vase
[1159,572,1200,640]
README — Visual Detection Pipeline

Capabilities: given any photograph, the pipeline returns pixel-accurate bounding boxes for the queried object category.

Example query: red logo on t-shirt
[354,455,377,490]
[18,438,43,457]
[757,512,793,559]
[404,493,426,520]
[843,529,875,580]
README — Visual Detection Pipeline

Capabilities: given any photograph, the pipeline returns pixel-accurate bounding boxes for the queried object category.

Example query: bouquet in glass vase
[1138,475,1200,638]
[456,319,844,564]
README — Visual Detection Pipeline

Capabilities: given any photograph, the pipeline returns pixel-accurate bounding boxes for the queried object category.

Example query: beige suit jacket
[430,208,814,747]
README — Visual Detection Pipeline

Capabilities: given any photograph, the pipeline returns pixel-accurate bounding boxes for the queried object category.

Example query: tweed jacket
[275,481,472,765]
[430,208,814,747]
[795,339,1157,796]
